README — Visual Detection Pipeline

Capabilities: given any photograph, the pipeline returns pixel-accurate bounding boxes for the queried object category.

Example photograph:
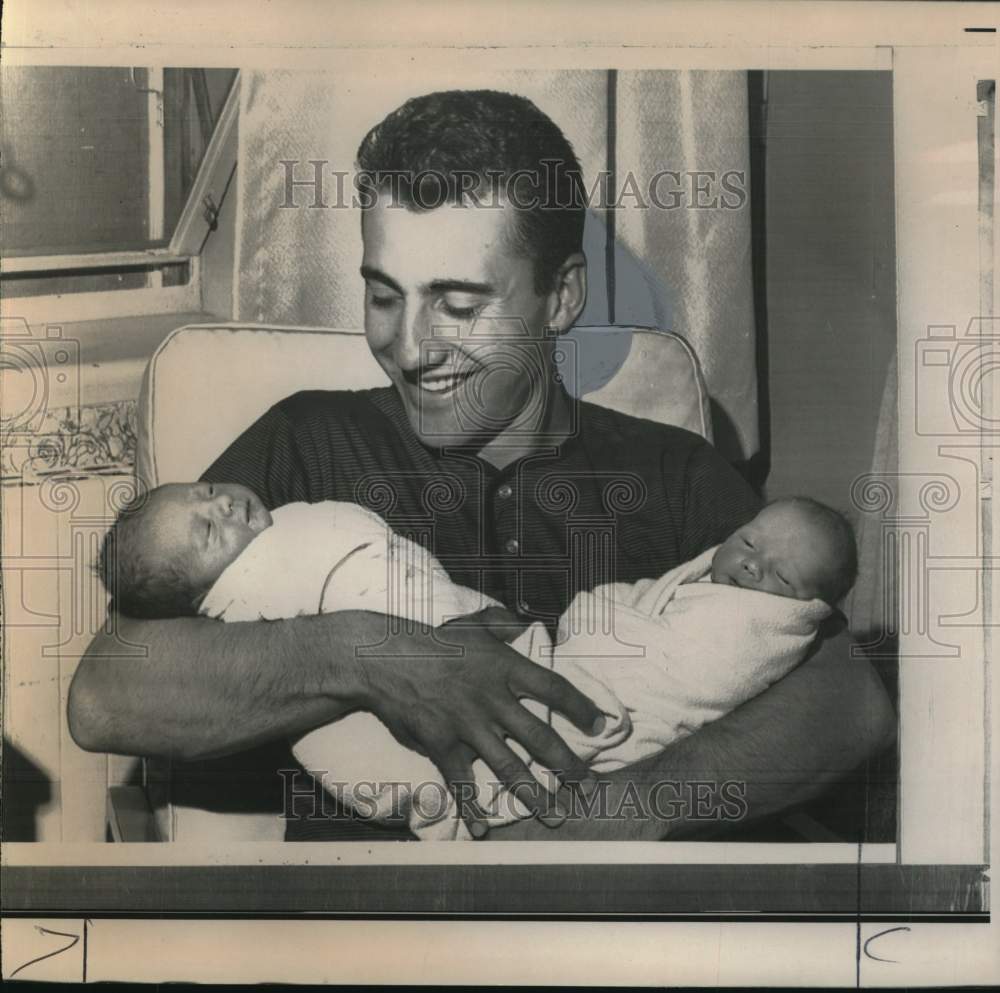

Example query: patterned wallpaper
[1,399,137,486]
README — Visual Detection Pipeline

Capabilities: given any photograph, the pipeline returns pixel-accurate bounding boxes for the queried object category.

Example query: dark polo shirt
[196,386,759,840]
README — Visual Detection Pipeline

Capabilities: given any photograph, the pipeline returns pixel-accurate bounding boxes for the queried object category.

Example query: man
[69,89,895,841]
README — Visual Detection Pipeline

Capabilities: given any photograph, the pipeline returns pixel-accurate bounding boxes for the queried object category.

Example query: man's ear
[545,252,588,333]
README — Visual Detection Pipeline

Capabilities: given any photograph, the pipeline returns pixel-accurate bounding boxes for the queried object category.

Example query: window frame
[0,69,240,291]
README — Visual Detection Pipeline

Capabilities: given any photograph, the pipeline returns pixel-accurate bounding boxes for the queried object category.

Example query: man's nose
[213,493,234,516]
[393,303,437,372]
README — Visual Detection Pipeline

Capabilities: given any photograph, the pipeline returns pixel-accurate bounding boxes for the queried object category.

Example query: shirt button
[504,538,520,554]
[497,483,513,499]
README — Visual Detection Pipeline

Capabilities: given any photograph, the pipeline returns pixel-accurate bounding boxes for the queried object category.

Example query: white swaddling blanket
[201,501,830,840]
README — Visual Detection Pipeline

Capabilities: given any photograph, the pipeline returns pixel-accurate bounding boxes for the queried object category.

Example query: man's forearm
[494,630,897,841]
[620,650,894,840]
[68,610,394,761]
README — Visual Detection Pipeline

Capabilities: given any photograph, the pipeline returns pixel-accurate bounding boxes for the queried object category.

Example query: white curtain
[614,71,759,463]
[235,69,609,328]
[234,69,759,461]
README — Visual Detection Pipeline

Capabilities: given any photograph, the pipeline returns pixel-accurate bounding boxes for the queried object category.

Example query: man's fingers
[442,606,530,644]
[437,756,491,839]
[510,662,605,737]
[499,705,593,795]
[474,737,567,827]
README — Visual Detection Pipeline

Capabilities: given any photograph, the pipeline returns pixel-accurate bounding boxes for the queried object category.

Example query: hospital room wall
[759,70,898,515]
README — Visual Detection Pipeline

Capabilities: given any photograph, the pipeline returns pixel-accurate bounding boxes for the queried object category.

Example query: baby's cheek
[231,532,256,560]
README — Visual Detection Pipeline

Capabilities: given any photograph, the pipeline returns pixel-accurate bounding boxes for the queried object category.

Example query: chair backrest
[137,323,712,488]
[135,322,712,841]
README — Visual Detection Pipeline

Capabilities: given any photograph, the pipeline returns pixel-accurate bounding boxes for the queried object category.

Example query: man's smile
[402,355,482,398]
[413,368,476,396]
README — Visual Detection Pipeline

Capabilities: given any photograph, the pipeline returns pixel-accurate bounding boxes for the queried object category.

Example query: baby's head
[711,497,857,606]
[98,482,273,618]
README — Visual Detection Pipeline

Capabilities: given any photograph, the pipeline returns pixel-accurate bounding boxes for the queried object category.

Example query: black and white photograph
[0,0,997,986]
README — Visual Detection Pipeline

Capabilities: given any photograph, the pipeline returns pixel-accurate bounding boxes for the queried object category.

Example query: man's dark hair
[356,89,586,294]
[97,490,204,620]
[773,497,859,606]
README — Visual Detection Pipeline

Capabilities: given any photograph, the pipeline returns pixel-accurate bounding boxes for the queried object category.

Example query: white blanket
[201,501,830,840]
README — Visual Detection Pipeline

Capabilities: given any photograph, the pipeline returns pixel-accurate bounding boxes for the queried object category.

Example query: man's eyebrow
[360,266,404,295]
[427,278,495,295]
[360,266,495,297]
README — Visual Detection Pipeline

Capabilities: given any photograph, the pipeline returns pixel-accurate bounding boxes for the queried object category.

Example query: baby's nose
[742,557,761,580]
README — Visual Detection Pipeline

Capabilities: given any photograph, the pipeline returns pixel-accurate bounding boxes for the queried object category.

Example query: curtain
[235,69,609,329]
[235,69,758,460]
[614,71,759,463]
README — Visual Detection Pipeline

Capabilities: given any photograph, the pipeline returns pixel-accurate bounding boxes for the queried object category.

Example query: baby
[100,482,274,619]
[99,483,856,839]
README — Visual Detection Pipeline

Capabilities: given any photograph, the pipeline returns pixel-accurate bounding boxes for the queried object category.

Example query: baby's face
[710,503,836,601]
[139,482,273,592]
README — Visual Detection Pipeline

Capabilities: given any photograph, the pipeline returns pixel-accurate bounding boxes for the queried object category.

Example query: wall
[1,80,236,842]
[761,71,897,513]
[1,312,216,841]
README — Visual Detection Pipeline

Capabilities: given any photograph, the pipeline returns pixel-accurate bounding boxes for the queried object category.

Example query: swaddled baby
[99,482,857,839]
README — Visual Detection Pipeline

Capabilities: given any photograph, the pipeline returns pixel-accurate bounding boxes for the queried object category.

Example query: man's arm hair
[68,607,605,834]
[68,611,380,761]
[491,627,896,840]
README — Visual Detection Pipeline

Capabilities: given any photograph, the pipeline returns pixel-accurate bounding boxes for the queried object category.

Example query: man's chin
[401,379,534,445]
[404,403,518,451]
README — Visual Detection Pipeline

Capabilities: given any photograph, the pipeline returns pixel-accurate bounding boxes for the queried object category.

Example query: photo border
[1,1,997,985]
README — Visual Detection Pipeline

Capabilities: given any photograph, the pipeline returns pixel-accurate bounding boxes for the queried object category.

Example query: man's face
[361,196,560,450]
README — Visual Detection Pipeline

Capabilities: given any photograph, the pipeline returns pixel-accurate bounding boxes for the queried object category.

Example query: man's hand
[357,609,604,838]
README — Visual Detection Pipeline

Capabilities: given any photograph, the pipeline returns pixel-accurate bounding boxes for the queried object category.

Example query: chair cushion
[137,323,711,488]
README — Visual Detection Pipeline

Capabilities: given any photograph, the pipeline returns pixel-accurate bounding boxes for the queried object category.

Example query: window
[0,66,237,298]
